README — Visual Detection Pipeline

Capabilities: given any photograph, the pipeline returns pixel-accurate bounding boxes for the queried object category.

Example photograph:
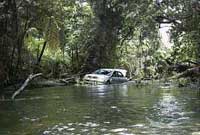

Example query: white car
[83,68,128,84]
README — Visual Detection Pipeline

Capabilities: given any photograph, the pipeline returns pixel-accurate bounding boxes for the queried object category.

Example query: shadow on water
[0,82,199,135]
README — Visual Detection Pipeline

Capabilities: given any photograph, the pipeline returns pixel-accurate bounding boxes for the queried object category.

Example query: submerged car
[83,68,128,84]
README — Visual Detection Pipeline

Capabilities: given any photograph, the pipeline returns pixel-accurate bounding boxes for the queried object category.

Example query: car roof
[99,68,127,76]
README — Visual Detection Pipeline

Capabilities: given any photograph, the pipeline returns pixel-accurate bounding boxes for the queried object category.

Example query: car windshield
[93,69,112,76]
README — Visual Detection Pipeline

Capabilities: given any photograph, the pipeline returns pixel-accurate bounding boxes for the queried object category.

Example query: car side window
[117,71,124,77]
[112,71,118,77]
[112,71,124,77]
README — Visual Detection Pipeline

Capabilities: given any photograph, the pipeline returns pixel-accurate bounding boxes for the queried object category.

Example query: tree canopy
[0,0,199,88]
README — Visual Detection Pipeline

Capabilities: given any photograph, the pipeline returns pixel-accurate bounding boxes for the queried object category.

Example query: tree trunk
[82,1,123,73]
[36,41,47,66]
[0,0,19,86]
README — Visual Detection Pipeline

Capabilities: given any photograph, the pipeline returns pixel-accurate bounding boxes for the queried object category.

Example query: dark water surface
[0,82,200,135]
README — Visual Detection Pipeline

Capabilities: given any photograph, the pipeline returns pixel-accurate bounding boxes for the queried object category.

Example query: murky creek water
[0,82,200,135]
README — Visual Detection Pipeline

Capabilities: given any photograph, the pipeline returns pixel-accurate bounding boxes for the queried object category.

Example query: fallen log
[59,76,77,84]
[170,66,200,79]
[11,73,42,100]
[60,72,86,78]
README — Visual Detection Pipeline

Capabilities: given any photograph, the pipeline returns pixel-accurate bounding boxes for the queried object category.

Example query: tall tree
[82,0,125,72]
[0,0,18,86]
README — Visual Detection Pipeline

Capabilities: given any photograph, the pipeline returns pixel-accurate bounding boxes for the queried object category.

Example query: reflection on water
[151,92,184,125]
[0,83,199,135]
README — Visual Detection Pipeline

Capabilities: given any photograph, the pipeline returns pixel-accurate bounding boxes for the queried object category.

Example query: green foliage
[157,0,200,62]
[45,17,60,49]
[1,0,199,87]
[23,0,95,74]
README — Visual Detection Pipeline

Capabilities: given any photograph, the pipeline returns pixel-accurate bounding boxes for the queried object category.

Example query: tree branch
[155,15,181,25]
[11,73,42,100]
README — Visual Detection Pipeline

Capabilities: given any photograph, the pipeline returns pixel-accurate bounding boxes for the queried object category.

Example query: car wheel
[106,79,111,84]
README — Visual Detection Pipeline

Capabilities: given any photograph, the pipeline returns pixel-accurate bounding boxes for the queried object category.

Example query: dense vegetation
[0,0,199,89]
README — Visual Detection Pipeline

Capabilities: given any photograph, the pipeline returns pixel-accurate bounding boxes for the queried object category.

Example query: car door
[110,71,118,83]
[110,71,125,83]
[116,71,126,83]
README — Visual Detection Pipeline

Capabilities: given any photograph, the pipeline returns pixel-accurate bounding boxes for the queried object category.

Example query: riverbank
[0,77,77,100]
[1,76,199,101]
